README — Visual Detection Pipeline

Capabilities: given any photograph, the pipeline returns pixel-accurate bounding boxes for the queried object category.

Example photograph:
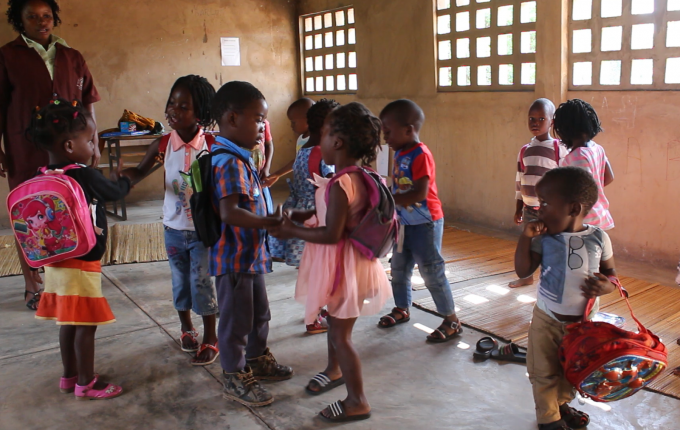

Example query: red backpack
[558,279,668,402]
[308,145,323,178]
[519,139,562,171]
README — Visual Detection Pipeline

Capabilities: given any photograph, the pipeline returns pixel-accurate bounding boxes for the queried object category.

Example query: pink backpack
[6,165,97,268]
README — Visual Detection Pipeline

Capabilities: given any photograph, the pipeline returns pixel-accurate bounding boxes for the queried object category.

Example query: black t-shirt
[44,164,131,261]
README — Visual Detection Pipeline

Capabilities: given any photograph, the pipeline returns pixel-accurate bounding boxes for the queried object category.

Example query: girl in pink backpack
[268,103,392,423]
[28,100,131,400]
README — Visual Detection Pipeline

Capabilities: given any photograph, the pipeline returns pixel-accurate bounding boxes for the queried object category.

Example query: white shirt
[21,34,69,80]
[296,134,310,153]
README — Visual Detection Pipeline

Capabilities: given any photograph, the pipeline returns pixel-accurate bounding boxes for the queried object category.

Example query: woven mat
[0,222,168,277]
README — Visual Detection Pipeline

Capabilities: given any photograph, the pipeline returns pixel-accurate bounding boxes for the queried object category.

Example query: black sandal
[378,307,410,328]
[305,372,345,396]
[559,404,589,429]
[319,400,371,423]
[538,419,572,430]
[24,289,43,311]
[426,319,463,343]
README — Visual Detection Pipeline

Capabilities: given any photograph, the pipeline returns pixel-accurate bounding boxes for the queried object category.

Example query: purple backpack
[325,165,399,260]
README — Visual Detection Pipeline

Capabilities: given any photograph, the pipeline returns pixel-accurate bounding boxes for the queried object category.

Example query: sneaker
[222,367,273,407]
[306,313,329,335]
[246,348,294,381]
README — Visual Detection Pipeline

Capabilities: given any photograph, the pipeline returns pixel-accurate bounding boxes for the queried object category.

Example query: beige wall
[298,0,680,266]
[0,0,299,226]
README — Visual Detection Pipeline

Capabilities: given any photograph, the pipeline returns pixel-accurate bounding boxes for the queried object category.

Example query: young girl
[515,166,618,430]
[29,99,131,400]
[553,99,614,231]
[269,102,392,422]
[123,75,219,366]
[269,99,338,334]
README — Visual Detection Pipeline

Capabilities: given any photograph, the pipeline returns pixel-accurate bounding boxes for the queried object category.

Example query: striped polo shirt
[515,137,568,208]
[209,137,271,276]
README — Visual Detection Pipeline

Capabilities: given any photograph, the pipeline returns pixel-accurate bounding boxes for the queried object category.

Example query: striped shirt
[515,138,568,207]
[209,137,271,276]
[560,141,614,230]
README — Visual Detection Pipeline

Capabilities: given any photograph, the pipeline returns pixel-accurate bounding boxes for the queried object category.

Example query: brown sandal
[378,307,410,328]
[426,319,463,343]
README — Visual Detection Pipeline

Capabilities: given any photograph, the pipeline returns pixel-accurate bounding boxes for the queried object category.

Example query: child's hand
[522,220,546,238]
[268,214,295,239]
[109,161,124,182]
[581,273,616,299]
[514,210,523,225]
[268,205,283,223]
[262,174,279,188]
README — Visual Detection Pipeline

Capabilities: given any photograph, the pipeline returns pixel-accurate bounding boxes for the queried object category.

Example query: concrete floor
[1,198,678,430]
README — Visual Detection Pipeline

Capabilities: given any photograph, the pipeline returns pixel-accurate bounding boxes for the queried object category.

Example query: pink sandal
[60,373,99,394]
[180,329,200,352]
[191,342,219,366]
[74,376,123,400]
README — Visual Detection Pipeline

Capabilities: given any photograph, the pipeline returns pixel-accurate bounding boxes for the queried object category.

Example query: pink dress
[295,172,392,324]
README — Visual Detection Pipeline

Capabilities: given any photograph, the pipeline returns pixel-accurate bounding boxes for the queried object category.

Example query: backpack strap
[157,133,172,163]
[553,139,561,164]
[204,134,216,151]
[308,145,323,178]
[519,144,528,172]
[583,277,644,332]
[39,164,85,174]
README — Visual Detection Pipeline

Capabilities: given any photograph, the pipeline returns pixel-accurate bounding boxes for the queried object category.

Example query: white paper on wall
[221,37,241,66]
[377,144,390,177]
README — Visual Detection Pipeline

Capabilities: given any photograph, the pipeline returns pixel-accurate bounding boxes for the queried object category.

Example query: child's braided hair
[307,98,340,134]
[553,99,603,149]
[327,102,382,166]
[167,75,216,129]
[26,99,90,151]
[6,0,62,33]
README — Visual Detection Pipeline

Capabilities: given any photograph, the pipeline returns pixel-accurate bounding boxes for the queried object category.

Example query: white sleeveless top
[162,132,209,231]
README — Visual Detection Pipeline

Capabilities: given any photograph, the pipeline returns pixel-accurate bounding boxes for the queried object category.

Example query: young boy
[210,81,293,407]
[377,99,462,342]
[262,97,315,188]
[515,167,618,430]
[511,98,567,288]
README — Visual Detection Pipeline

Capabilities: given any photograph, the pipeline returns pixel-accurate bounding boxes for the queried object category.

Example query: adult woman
[0,0,101,309]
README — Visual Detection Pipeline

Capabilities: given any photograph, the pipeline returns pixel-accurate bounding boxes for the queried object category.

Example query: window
[301,7,358,94]
[569,0,680,90]
[436,0,537,91]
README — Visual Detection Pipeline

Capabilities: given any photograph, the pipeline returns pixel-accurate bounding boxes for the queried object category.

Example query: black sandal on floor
[378,307,410,328]
[319,400,371,422]
[305,372,345,396]
[559,404,589,429]
[426,319,463,343]
[24,289,42,311]
[538,419,572,430]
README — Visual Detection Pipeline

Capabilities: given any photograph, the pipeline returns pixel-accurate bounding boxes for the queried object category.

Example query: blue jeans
[164,226,218,315]
[391,218,455,316]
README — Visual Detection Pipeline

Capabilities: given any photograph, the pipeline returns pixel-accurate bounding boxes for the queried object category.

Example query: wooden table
[100,133,162,220]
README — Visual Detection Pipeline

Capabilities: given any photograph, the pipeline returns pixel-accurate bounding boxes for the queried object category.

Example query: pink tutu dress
[295,172,392,324]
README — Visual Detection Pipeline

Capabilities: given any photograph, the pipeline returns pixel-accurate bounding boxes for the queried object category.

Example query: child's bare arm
[603,160,614,186]
[393,176,429,207]
[286,208,316,223]
[581,257,617,298]
[514,200,524,225]
[121,138,161,185]
[515,221,544,278]
[219,195,282,228]
[262,158,294,187]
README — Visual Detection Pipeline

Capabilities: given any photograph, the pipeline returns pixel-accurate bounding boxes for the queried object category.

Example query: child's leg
[59,325,77,378]
[527,306,572,426]
[320,316,370,417]
[389,242,416,310]
[74,326,109,389]
[188,234,219,363]
[165,228,198,349]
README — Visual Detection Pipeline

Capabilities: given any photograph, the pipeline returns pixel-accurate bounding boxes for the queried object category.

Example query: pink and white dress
[560,141,614,230]
[295,172,392,324]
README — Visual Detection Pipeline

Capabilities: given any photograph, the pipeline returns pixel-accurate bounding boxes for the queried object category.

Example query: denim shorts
[164,226,218,315]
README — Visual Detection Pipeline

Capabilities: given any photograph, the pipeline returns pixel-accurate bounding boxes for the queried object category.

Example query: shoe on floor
[247,348,294,381]
[222,367,273,407]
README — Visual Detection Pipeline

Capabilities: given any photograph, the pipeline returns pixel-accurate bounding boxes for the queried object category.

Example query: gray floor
[1,197,678,430]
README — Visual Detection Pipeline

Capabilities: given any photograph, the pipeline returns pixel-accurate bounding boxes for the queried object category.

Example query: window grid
[301,7,358,94]
[436,0,537,92]
[569,0,680,90]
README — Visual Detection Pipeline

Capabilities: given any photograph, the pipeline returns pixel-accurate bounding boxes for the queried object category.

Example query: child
[253,119,274,214]
[554,99,615,231]
[122,75,219,366]
[269,102,392,422]
[262,97,315,188]
[515,166,618,430]
[378,99,462,342]
[210,81,292,407]
[510,98,567,288]
[29,100,131,399]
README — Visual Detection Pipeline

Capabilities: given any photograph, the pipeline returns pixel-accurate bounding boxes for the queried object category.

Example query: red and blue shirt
[210,137,271,276]
[392,142,443,225]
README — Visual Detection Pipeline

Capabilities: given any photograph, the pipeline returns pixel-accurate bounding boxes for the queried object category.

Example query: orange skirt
[35,259,116,326]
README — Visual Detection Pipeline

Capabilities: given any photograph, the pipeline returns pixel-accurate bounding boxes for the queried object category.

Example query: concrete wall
[0,0,299,226]
[298,0,680,266]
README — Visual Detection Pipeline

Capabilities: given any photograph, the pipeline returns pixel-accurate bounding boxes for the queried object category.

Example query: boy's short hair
[211,81,265,123]
[530,98,555,118]
[540,167,598,212]
[287,97,314,115]
[379,99,425,131]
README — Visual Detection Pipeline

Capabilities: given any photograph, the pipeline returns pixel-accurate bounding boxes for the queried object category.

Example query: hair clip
[73,112,79,119]
[36,114,42,119]
[35,106,40,111]
[53,100,61,105]
[72,101,78,107]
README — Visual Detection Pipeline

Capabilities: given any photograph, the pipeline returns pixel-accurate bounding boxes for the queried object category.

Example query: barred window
[301,7,358,94]
[569,0,680,90]
[436,0,537,91]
